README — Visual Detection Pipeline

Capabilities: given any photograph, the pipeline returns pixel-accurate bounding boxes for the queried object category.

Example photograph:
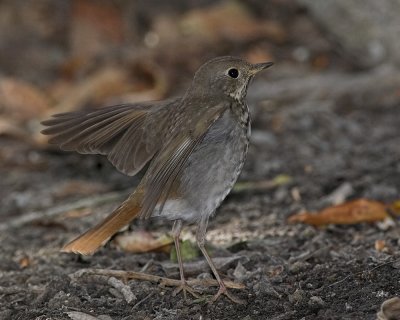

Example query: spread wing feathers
[138,103,229,219]
[42,103,166,176]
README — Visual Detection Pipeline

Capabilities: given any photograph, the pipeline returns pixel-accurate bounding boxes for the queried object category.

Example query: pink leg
[196,216,245,304]
[171,219,199,299]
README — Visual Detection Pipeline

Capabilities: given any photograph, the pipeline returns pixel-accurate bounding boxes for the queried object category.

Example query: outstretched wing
[137,102,230,219]
[41,100,178,176]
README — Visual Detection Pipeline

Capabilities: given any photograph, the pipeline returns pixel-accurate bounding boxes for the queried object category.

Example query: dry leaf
[288,199,394,226]
[70,0,125,59]
[391,200,400,214]
[51,63,167,115]
[0,118,31,141]
[244,45,274,65]
[180,2,286,44]
[114,231,173,254]
[112,61,168,104]
[51,67,132,114]
[18,256,31,268]
[0,78,51,123]
[374,240,388,252]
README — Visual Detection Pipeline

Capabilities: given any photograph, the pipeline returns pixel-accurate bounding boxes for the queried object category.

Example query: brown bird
[42,56,273,303]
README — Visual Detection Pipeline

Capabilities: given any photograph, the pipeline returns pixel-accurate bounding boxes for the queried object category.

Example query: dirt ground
[0,1,399,320]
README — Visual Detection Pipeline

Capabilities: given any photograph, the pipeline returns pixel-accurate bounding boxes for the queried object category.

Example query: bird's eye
[228,68,239,78]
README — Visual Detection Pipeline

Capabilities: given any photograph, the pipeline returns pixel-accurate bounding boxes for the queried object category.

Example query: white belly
[153,110,249,223]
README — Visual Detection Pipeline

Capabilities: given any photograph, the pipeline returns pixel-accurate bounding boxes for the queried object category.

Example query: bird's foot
[211,283,246,305]
[172,280,200,299]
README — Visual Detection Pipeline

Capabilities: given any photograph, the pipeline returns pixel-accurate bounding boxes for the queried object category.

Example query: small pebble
[308,296,325,308]
[289,261,311,274]
[289,289,306,304]
[253,277,281,298]
[233,261,248,281]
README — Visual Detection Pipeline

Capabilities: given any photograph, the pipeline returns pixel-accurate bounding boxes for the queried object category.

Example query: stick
[70,268,245,290]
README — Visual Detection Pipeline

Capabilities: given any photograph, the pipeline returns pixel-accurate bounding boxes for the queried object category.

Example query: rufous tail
[61,191,142,255]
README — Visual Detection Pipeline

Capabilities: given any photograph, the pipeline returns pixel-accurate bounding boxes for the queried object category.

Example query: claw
[172,281,200,299]
[210,283,246,305]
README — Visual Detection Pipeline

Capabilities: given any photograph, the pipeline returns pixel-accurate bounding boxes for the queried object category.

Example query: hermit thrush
[42,56,273,303]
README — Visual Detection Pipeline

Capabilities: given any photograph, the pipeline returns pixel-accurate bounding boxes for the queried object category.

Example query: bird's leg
[196,216,245,304]
[171,219,199,299]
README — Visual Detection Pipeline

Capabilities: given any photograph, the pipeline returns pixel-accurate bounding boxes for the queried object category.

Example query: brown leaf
[0,78,51,124]
[180,2,287,45]
[244,45,274,65]
[288,199,392,226]
[0,118,31,141]
[390,200,400,215]
[70,0,125,59]
[114,231,173,254]
[51,67,131,114]
[18,256,31,269]
[113,61,168,104]
[51,63,167,115]
[374,240,389,252]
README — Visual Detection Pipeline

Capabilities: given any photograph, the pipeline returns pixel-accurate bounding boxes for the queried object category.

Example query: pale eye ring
[228,68,239,78]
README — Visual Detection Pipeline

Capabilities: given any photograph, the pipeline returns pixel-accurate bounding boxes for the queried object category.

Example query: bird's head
[188,56,273,102]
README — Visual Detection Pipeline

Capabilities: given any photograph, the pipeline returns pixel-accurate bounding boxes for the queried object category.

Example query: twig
[70,268,245,290]
[162,255,247,277]
[327,274,352,288]
[367,258,400,273]
[0,191,127,231]
[140,259,155,273]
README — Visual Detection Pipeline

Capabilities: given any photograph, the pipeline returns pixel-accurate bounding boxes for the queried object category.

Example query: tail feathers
[62,196,141,255]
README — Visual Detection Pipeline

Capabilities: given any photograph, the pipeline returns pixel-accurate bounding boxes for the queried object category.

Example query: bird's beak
[250,62,274,75]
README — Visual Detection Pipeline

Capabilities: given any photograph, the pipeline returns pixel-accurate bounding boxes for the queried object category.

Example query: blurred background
[1,1,399,319]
